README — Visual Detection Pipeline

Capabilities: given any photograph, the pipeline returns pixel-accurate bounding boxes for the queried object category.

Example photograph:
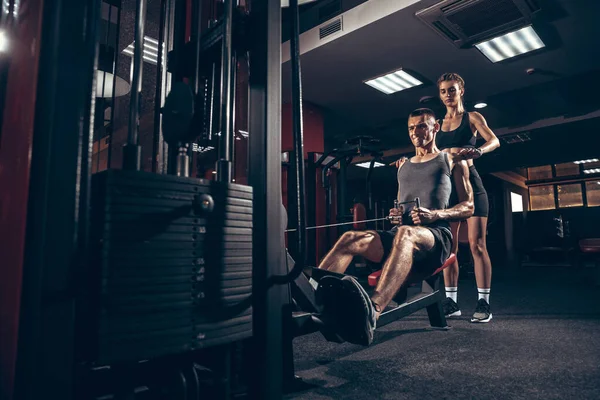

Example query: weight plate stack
[81,170,253,364]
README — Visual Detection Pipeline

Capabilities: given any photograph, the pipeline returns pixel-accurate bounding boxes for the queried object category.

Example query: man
[316,108,474,346]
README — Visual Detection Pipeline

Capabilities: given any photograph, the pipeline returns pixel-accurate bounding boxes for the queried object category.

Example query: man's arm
[433,159,474,221]
[390,161,407,224]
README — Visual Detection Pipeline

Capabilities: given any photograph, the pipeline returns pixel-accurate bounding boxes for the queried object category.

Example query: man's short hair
[409,108,436,122]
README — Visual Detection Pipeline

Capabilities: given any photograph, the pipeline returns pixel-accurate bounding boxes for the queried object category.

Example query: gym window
[554,162,580,177]
[529,185,555,211]
[585,181,600,207]
[557,183,583,208]
[526,162,600,210]
[528,165,553,180]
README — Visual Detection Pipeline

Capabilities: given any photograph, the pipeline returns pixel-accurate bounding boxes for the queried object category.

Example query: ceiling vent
[416,0,541,48]
[319,17,342,40]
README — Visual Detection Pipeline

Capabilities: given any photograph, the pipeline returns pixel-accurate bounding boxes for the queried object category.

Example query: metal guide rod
[216,0,234,182]
[193,0,203,95]
[288,0,307,280]
[124,0,146,170]
[152,0,168,173]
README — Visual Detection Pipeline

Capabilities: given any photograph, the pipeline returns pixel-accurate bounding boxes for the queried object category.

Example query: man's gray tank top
[397,152,452,230]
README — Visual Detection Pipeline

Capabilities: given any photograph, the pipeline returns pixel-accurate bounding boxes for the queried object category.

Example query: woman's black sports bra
[435,112,477,150]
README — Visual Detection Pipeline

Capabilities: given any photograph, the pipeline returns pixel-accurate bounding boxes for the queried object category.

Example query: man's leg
[370,225,436,318]
[317,230,385,274]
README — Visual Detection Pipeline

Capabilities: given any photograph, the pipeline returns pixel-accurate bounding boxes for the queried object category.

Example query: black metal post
[305,155,316,267]
[216,0,234,182]
[288,0,307,277]
[366,158,377,218]
[14,0,100,398]
[338,157,347,222]
[166,0,186,175]
[161,0,175,172]
[208,62,217,142]
[123,0,146,170]
[248,0,284,398]
[152,0,168,173]
[230,53,237,181]
[325,172,331,246]
[192,0,203,95]
[286,152,298,259]
[106,2,122,170]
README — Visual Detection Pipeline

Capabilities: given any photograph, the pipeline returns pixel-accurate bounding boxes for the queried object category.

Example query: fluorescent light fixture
[364,69,423,95]
[573,159,599,164]
[122,36,164,65]
[474,102,487,109]
[475,26,545,63]
[583,168,600,174]
[355,161,385,169]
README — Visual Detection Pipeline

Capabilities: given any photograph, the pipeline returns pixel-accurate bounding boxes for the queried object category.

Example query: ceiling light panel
[475,26,545,63]
[364,69,423,94]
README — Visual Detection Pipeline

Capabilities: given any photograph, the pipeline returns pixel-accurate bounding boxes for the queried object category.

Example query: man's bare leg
[370,226,436,319]
[317,230,385,274]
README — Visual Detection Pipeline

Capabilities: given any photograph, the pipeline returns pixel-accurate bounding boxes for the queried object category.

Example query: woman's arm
[470,111,500,155]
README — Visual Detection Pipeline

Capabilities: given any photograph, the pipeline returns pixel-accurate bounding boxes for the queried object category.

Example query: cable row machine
[14,0,296,398]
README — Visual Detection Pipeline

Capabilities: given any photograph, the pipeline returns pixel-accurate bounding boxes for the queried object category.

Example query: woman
[436,72,500,323]
[395,73,500,323]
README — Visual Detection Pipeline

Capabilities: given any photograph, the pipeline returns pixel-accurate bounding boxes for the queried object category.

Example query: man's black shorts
[372,224,453,273]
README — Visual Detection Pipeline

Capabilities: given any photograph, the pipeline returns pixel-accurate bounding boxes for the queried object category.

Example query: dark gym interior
[1,0,599,399]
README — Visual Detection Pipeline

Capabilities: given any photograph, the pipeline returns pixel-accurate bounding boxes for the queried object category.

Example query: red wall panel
[281,102,324,156]
[281,102,328,265]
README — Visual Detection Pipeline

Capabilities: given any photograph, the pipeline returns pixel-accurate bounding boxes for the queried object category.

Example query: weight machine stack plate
[82,170,253,364]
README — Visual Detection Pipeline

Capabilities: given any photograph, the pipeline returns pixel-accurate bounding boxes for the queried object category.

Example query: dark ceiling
[281,0,600,171]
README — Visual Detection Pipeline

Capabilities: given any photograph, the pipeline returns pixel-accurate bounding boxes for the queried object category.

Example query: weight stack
[80,170,253,365]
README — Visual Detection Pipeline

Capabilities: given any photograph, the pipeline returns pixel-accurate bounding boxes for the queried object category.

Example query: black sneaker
[317,275,376,346]
[471,299,492,323]
[442,297,461,317]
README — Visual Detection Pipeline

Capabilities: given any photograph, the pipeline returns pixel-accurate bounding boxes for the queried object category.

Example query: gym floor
[285,266,600,400]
